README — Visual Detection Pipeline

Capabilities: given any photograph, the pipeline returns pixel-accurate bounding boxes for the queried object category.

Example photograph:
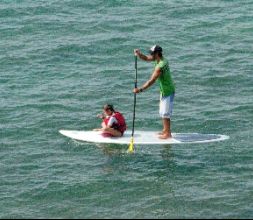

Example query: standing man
[133,45,175,139]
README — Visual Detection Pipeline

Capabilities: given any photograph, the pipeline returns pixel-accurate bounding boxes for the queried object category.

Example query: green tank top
[155,58,175,97]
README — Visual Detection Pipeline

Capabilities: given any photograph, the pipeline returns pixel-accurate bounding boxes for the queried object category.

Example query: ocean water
[0,0,253,218]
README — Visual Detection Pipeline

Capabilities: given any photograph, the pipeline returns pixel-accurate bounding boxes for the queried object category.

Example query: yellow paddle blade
[128,137,135,153]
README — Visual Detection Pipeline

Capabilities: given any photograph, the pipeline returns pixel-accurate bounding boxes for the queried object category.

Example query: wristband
[139,88,143,93]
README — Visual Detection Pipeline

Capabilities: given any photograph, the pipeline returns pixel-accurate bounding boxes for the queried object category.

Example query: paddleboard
[59,130,229,145]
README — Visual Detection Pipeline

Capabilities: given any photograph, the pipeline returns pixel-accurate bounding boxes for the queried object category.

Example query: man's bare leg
[158,118,172,139]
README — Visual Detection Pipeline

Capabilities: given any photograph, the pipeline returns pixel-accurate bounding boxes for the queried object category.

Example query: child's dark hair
[103,104,115,112]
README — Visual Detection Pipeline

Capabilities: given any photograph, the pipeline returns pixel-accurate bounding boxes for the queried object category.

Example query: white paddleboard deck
[59,130,229,145]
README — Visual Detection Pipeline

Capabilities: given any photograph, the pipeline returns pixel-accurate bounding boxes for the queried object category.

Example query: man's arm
[134,49,154,62]
[134,67,161,93]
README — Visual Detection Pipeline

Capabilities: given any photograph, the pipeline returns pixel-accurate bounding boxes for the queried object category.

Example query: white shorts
[159,93,175,118]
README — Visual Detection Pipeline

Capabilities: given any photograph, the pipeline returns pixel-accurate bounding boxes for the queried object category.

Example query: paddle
[128,55,138,153]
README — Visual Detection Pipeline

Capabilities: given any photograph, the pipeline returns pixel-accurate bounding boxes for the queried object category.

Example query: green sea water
[1,0,253,218]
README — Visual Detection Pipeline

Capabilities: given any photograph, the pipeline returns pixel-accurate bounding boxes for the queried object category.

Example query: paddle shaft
[131,56,138,137]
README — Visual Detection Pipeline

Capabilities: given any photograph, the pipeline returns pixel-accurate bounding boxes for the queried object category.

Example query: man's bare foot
[158,133,172,139]
[158,130,165,135]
